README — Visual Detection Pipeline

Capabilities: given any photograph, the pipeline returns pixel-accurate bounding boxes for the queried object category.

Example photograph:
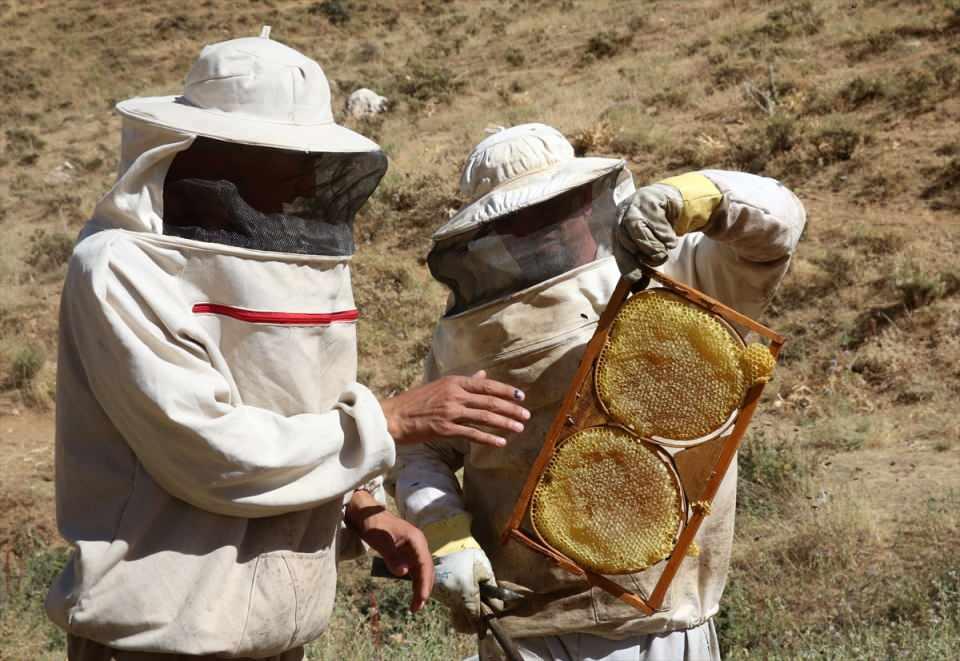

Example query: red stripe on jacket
[192,303,359,325]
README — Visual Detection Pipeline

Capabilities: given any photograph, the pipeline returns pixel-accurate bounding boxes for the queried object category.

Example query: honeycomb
[531,426,683,575]
[595,290,774,440]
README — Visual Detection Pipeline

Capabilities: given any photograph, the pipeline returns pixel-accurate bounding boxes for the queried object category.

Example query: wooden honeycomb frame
[501,266,785,614]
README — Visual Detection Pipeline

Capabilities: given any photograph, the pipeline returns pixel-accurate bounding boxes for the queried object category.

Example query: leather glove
[421,513,496,633]
[614,172,724,271]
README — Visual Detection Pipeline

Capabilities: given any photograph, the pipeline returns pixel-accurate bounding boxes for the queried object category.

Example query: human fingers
[439,422,507,447]
[462,393,530,424]
[406,533,434,612]
[461,375,526,403]
[618,209,669,266]
[380,549,410,578]
[455,406,526,435]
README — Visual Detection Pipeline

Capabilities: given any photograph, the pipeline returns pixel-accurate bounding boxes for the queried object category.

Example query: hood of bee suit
[84,32,387,257]
[427,124,635,314]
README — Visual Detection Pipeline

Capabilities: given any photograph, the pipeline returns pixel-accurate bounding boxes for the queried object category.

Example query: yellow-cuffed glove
[615,172,724,269]
[422,513,496,633]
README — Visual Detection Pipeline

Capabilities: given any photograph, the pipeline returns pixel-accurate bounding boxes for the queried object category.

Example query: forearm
[698,169,806,263]
[392,443,467,527]
[344,487,386,531]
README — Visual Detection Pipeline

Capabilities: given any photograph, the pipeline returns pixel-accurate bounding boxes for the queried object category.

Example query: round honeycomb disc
[531,426,683,575]
[595,290,748,441]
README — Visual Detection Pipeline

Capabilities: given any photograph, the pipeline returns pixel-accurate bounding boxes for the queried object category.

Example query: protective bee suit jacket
[45,117,395,657]
[393,168,805,640]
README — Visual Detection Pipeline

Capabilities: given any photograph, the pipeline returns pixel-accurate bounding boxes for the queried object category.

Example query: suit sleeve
[386,352,470,528]
[63,236,395,518]
[661,170,807,319]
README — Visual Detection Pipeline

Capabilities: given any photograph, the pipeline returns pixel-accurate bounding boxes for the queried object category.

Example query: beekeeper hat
[116,28,379,153]
[433,123,626,243]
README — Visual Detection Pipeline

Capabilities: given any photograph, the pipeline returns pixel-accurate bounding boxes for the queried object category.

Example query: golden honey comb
[595,290,774,440]
[531,426,683,575]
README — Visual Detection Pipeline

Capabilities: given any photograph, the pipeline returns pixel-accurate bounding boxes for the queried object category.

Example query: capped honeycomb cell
[531,426,683,575]
[595,289,774,441]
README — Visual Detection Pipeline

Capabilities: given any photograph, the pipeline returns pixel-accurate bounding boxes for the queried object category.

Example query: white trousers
[476,619,720,661]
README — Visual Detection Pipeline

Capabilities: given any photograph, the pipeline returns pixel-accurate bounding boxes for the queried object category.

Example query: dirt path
[821,441,960,528]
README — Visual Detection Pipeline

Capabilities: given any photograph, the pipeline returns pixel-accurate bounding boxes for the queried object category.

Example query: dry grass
[1,0,960,658]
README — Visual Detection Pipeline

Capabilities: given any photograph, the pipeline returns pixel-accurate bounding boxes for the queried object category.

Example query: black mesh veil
[428,170,626,314]
[163,148,388,256]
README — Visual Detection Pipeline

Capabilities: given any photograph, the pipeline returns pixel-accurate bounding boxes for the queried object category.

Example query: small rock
[345,88,389,120]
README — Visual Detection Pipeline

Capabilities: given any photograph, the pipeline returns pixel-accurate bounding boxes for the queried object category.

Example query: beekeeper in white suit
[391,123,806,660]
[46,32,529,661]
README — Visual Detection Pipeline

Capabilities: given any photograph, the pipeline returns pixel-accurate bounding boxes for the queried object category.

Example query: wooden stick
[643,266,784,343]
[648,382,765,606]
[501,268,784,614]
[508,530,656,615]
[501,277,634,541]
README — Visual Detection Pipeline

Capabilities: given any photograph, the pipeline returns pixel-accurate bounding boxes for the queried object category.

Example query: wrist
[378,396,403,441]
[656,172,723,235]
[344,488,385,532]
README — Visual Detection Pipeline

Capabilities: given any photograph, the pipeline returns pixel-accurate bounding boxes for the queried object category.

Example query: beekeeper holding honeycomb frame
[389,123,806,660]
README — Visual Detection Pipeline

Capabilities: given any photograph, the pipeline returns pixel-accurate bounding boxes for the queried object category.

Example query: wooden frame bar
[501,265,784,614]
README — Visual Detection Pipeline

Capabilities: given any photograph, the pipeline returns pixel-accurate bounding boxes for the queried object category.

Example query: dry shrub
[309,0,351,26]
[838,75,887,110]
[843,29,899,62]
[758,1,824,40]
[394,60,465,108]
[715,489,960,658]
[844,259,959,348]
[922,158,960,210]
[25,230,73,273]
[728,113,799,173]
[582,30,633,63]
[569,121,614,156]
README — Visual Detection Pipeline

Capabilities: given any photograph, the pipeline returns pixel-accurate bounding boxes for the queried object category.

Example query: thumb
[382,552,410,578]
[470,369,487,379]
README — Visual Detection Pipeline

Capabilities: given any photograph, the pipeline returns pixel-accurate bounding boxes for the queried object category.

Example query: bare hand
[345,490,434,613]
[379,370,529,447]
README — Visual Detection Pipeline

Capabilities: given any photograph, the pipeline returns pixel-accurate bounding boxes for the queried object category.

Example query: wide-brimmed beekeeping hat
[433,123,627,243]
[116,28,379,153]
[428,124,634,313]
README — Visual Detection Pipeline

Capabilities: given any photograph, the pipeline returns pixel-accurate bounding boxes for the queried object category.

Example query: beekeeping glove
[423,513,496,633]
[615,172,724,269]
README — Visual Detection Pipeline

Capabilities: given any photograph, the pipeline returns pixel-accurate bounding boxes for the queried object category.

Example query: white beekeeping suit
[46,34,396,659]
[391,124,806,660]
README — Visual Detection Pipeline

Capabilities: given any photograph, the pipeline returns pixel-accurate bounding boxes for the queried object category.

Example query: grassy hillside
[1,0,959,659]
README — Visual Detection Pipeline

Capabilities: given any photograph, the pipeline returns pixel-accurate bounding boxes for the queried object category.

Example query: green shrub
[8,345,45,389]
[307,562,473,660]
[892,260,956,308]
[738,433,812,514]
[0,536,70,655]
